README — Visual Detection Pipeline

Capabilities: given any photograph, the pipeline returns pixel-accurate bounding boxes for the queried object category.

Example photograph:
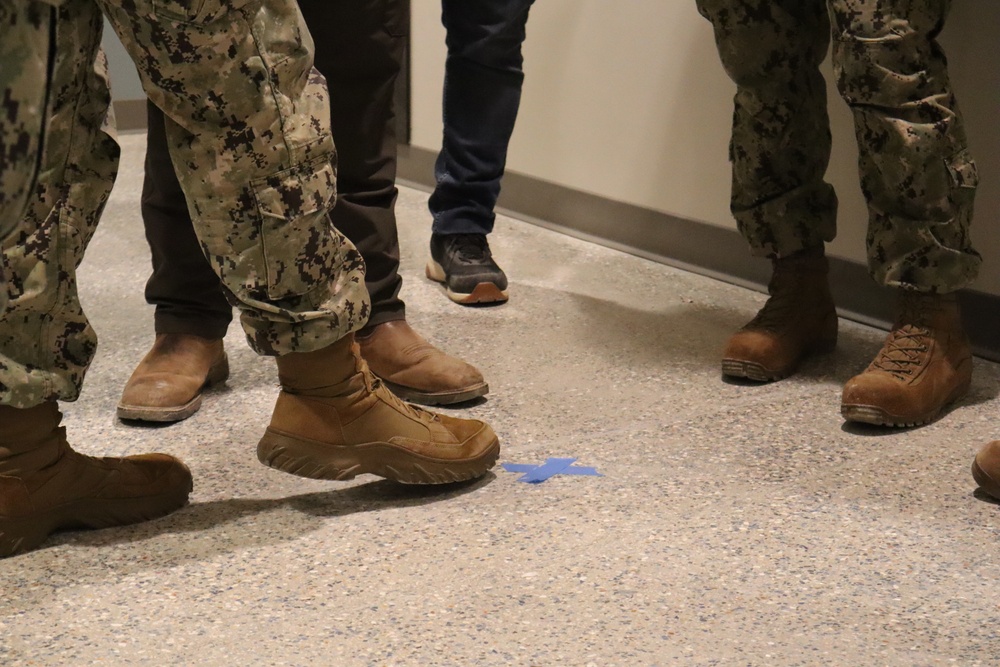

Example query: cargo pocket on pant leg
[251,157,338,301]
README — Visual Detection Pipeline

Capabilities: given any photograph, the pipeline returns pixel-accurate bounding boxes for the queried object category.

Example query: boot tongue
[897,292,954,326]
[284,370,368,399]
[281,348,378,397]
[275,337,361,393]
[751,270,802,331]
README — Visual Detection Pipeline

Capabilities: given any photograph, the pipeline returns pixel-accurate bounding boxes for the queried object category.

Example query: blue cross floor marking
[501,457,603,483]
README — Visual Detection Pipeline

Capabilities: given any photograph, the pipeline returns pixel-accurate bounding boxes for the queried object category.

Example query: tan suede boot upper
[258,334,499,484]
[117,333,229,422]
[1,402,192,558]
[722,248,838,381]
[972,441,1000,501]
[841,292,971,427]
[118,334,229,422]
[356,320,488,405]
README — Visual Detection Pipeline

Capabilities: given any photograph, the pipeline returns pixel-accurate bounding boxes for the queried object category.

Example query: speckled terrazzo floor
[2,132,999,666]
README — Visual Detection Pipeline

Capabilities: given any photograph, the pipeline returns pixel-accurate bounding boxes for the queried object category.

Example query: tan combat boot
[356,320,488,406]
[257,334,499,484]
[972,441,1000,501]
[1,402,193,558]
[118,333,229,422]
[841,291,971,427]
[722,247,838,381]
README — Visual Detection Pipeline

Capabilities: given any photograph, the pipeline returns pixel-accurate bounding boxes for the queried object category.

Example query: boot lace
[870,324,930,379]
[369,376,441,422]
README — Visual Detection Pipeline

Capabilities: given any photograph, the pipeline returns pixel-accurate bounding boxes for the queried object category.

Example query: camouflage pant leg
[0,2,52,315]
[696,0,838,258]
[829,0,980,292]
[98,0,370,356]
[0,0,120,408]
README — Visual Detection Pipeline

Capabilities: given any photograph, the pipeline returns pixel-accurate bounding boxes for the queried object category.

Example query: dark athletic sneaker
[426,233,509,305]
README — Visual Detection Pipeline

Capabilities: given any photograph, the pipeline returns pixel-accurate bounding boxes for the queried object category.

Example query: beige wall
[102,20,145,100]
[410,1,1000,294]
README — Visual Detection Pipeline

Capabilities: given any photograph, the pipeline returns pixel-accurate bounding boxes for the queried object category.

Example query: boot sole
[840,376,971,428]
[972,459,1000,501]
[425,260,509,305]
[380,378,489,406]
[117,354,230,422]
[0,481,192,558]
[722,337,838,383]
[257,429,500,485]
[721,359,792,383]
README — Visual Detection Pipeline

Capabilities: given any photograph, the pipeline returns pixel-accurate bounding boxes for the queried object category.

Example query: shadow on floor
[11,474,496,585]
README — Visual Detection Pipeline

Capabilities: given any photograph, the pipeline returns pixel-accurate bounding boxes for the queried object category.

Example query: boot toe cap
[723,330,798,376]
[118,454,194,494]
[119,374,204,410]
[973,441,1000,500]
[841,372,910,415]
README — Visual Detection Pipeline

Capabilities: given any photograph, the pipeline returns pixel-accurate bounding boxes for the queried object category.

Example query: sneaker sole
[257,429,500,485]
[425,260,509,305]
[380,378,489,406]
[840,376,971,428]
[972,459,1000,501]
[117,355,230,422]
[0,480,193,558]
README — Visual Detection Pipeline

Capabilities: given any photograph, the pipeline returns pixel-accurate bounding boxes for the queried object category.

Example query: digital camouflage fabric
[0,0,369,407]
[696,0,980,292]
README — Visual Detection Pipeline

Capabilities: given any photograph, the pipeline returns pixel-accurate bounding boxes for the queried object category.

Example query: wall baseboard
[399,144,1000,364]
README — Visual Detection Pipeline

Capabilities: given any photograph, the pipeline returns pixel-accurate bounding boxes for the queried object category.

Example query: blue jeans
[429,0,535,237]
